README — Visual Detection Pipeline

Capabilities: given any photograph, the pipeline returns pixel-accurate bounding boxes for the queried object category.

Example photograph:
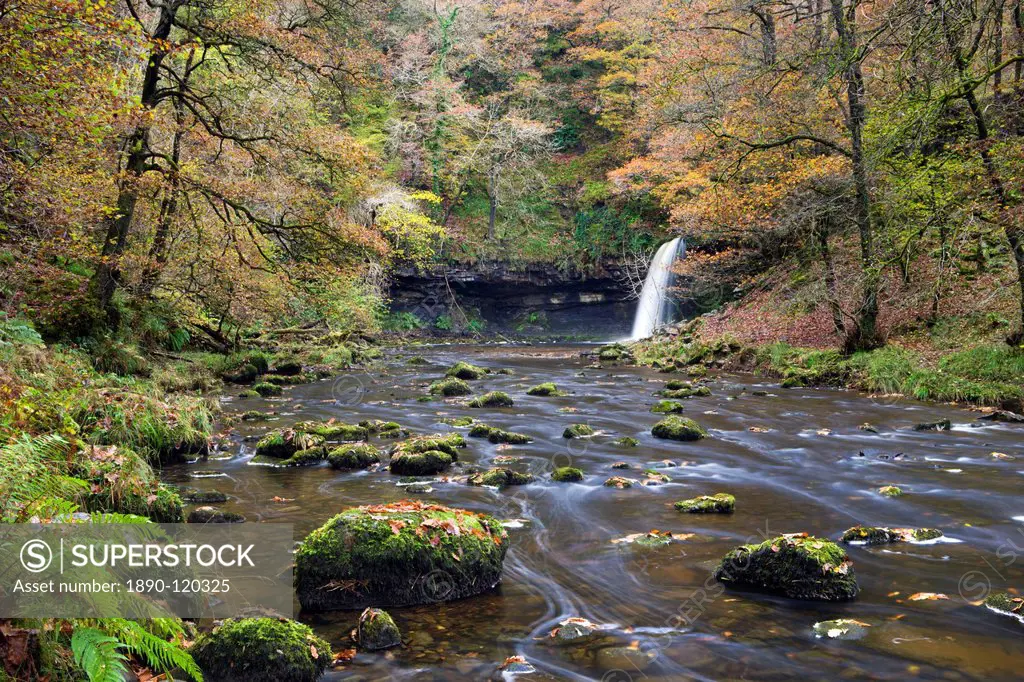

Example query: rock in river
[651,416,708,441]
[295,500,508,610]
[714,533,859,601]
[468,391,514,408]
[840,525,942,545]
[191,618,331,682]
[675,493,735,513]
[356,607,402,650]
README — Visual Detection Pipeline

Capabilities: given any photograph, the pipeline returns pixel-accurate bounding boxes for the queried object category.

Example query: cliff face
[388,260,638,337]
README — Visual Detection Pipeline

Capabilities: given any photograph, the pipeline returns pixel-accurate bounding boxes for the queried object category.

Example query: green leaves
[71,627,129,682]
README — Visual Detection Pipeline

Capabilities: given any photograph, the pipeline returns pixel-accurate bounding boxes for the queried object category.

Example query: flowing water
[631,238,685,340]
[163,345,1024,681]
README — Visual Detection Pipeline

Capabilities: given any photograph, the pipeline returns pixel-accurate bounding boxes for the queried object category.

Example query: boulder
[652,416,708,441]
[839,526,942,545]
[389,450,453,476]
[295,500,508,610]
[328,444,381,470]
[983,592,1024,623]
[675,493,735,513]
[878,485,903,497]
[651,400,685,414]
[254,429,325,459]
[713,533,858,601]
[191,618,330,682]
[912,419,952,432]
[562,424,594,439]
[526,382,564,396]
[487,429,531,444]
[393,433,466,459]
[603,476,636,489]
[187,507,245,524]
[551,467,583,482]
[446,361,489,380]
[252,382,283,397]
[467,468,534,488]
[429,377,473,396]
[182,489,228,504]
[294,420,367,441]
[356,608,402,650]
[468,391,514,408]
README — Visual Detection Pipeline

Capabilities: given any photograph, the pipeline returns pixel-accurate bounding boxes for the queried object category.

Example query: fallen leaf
[908,592,949,601]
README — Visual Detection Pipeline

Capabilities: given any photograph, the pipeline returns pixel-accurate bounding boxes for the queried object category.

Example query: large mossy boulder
[651,400,685,414]
[393,433,466,458]
[713,533,858,601]
[446,361,489,380]
[468,391,513,408]
[526,382,564,396]
[191,618,331,682]
[651,416,708,441]
[389,450,452,476]
[356,608,401,650]
[187,506,246,524]
[983,592,1024,623]
[675,493,735,513]
[551,467,583,482]
[563,423,594,439]
[429,377,473,396]
[294,420,368,441]
[74,447,184,522]
[328,444,381,470]
[467,468,534,488]
[487,429,531,444]
[839,525,942,545]
[252,382,283,397]
[254,429,324,459]
[294,500,508,610]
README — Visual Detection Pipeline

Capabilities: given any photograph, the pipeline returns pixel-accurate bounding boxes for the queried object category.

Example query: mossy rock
[551,467,583,482]
[652,416,708,441]
[294,500,508,610]
[240,410,270,421]
[468,391,514,408]
[714,534,858,601]
[781,376,805,388]
[254,429,325,459]
[563,424,594,439]
[187,506,246,523]
[252,382,283,397]
[393,433,466,459]
[468,468,534,488]
[191,618,331,682]
[181,489,228,504]
[526,382,564,396]
[912,419,952,432]
[389,450,453,476]
[665,380,693,391]
[357,608,401,650]
[74,449,184,522]
[440,416,475,427]
[983,592,1024,622]
[878,485,903,497]
[328,444,381,470]
[651,400,685,414]
[279,447,328,467]
[660,386,711,399]
[469,423,496,438]
[294,420,368,441]
[446,361,489,380]
[238,389,261,398]
[406,356,430,365]
[272,359,303,376]
[359,419,403,434]
[675,493,735,513]
[839,525,942,545]
[487,429,531,444]
[377,427,408,439]
[598,343,634,362]
[603,476,636,489]
[614,437,639,447]
[429,377,473,396]
[224,363,261,384]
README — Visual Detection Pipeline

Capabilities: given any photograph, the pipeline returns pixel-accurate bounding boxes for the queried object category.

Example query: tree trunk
[830,0,881,351]
[92,1,178,326]
[816,216,846,335]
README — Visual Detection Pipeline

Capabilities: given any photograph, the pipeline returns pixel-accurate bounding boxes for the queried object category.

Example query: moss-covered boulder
[187,506,246,523]
[659,386,712,399]
[675,493,735,513]
[440,416,474,427]
[714,534,858,601]
[252,382,283,397]
[468,468,534,488]
[651,400,685,414]
[487,429,531,444]
[278,447,329,467]
[615,437,639,447]
[983,592,1024,623]
[526,382,564,396]
[191,618,330,682]
[597,343,634,363]
[294,420,368,441]
[563,423,594,439]
[551,467,583,482]
[74,447,184,522]
[652,416,708,441]
[393,433,466,459]
[272,359,303,376]
[181,489,228,504]
[295,500,508,610]
[328,444,381,470]
[360,419,403,434]
[254,429,325,459]
[666,380,692,391]
[468,391,514,408]
[389,450,453,476]
[839,526,942,545]
[603,476,636,489]
[407,355,429,365]
[356,608,401,650]
[240,410,270,421]
[913,419,952,432]
[469,423,496,438]
[429,377,473,396]
[878,485,903,497]
[446,361,489,380]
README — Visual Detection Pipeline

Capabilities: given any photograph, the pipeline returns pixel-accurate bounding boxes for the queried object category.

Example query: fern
[104,620,204,681]
[71,627,128,682]
[0,435,89,522]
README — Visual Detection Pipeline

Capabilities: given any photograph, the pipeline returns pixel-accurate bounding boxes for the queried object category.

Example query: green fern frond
[71,627,128,682]
[98,620,204,681]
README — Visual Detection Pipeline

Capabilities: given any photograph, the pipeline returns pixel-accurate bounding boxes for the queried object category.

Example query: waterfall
[629,237,685,340]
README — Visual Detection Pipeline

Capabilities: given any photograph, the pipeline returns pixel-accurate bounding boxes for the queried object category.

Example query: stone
[675,493,735,513]
[191,618,330,682]
[356,607,402,650]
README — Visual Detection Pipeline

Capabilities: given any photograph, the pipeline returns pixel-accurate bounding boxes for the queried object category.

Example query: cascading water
[629,236,685,339]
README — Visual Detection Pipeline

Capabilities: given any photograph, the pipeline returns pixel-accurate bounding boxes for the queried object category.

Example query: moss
[262,373,315,386]
[191,618,330,682]
[487,429,531,444]
[359,419,402,434]
[526,382,564,396]
[551,467,583,482]
[603,476,636,489]
[74,447,184,522]
[781,376,805,389]
[393,433,466,458]
[469,423,496,438]
[446,361,489,380]
[984,592,1024,619]
[714,534,858,601]
[840,525,943,545]
[675,493,735,513]
[659,386,712,399]
[468,391,513,408]
[252,382,283,397]
[563,423,594,438]
[328,444,381,470]
[665,380,692,390]
[878,485,903,497]
[598,343,633,362]
[406,355,430,365]
[468,468,534,487]
[615,437,639,447]
[912,419,952,432]
[279,446,328,467]
[429,377,473,396]
[239,389,260,398]
[224,362,260,384]
[651,400,685,414]
[440,416,475,427]
[181,489,228,504]
[241,410,269,421]
[294,500,508,610]
[357,608,401,650]
[254,429,325,458]
[389,450,453,475]
[652,416,708,441]
[294,420,368,441]
[187,506,246,523]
